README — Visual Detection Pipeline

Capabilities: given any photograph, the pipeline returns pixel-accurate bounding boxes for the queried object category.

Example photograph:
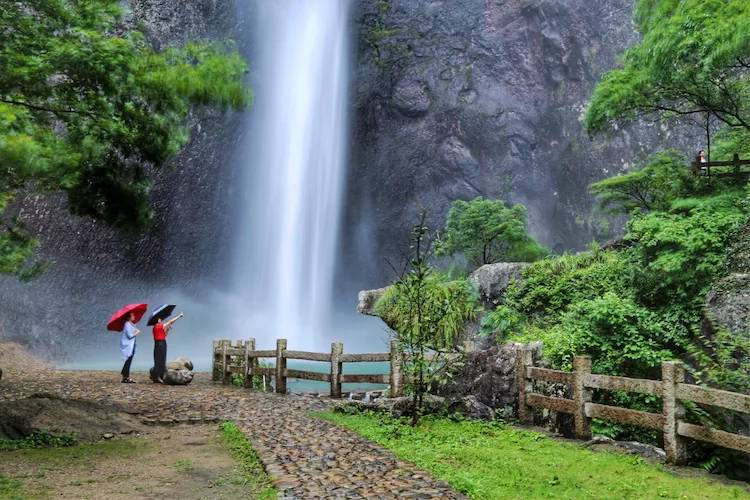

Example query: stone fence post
[662,361,687,464]
[244,338,256,389]
[573,356,593,439]
[275,338,287,394]
[330,342,343,398]
[516,347,534,423]
[221,340,230,385]
[389,340,403,397]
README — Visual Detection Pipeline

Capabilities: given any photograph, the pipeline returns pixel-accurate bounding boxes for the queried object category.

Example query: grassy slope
[317,412,749,500]
[218,421,276,499]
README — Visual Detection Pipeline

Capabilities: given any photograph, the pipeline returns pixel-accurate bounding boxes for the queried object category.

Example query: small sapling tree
[376,212,478,425]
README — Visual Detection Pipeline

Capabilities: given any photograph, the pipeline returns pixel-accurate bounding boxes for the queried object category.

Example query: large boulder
[150,357,195,385]
[469,262,530,307]
[446,395,494,420]
[438,342,543,411]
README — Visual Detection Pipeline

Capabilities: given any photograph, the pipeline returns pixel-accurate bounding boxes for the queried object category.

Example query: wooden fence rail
[212,338,403,398]
[517,350,750,464]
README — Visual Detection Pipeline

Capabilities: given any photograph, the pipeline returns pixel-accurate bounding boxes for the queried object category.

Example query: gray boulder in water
[150,357,194,385]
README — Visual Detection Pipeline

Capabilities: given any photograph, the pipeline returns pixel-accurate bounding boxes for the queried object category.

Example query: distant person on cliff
[120,312,140,383]
[151,312,184,384]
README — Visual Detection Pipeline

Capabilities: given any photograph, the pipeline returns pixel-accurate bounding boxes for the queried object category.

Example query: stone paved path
[0,370,464,499]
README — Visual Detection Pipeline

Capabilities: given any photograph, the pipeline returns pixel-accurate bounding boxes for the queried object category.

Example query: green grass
[0,432,77,451]
[0,475,24,500]
[2,438,147,467]
[218,421,276,499]
[172,458,193,472]
[317,412,750,500]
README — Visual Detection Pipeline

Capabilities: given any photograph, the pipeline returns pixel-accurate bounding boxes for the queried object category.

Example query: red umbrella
[107,303,148,332]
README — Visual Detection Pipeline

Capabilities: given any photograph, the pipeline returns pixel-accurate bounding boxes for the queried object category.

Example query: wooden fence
[516,350,750,464]
[212,338,403,398]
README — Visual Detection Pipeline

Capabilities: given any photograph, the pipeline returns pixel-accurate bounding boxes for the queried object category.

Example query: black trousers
[154,340,167,379]
[121,354,134,379]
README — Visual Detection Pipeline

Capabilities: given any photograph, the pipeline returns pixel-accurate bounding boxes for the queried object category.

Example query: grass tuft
[0,432,77,451]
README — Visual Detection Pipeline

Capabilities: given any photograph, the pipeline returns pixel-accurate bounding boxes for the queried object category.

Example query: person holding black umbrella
[148,305,184,383]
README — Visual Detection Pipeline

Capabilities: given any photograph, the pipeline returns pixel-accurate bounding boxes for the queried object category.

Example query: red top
[153,322,167,341]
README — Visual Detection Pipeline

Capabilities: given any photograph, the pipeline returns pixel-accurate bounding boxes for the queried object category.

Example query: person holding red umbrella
[120,312,140,383]
[107,303,147,384]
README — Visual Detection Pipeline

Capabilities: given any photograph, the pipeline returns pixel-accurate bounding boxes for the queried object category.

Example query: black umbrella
[147,304,176,326]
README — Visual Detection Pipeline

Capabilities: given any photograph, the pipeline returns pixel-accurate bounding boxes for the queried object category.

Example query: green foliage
[531,293,673,376]
[0,432,77,451]
[585,0,750,137]
[317,411,748,499]
[686,328,750,394]
[376,274,478,350]
[377,214,477,425]
[436,197,548,266]
[590,150,696,214]
[626,190,747,306]
[489,246,633,326]
[0,0,251,277]
[218,421,276,499]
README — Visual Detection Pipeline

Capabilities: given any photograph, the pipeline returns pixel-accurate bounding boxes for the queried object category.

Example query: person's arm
[164,313,184,330]
[124,323,140,339]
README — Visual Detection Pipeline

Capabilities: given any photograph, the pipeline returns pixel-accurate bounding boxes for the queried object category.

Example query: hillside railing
[212,338,403,398]
[517,349,750,464]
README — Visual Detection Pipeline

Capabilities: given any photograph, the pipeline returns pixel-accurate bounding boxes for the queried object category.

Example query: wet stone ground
[0,370,464,499]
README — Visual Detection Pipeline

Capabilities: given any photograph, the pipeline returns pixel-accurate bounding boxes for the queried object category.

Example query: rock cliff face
[704,221,750,338]
[343,0,694,285]
[0,0,247,355]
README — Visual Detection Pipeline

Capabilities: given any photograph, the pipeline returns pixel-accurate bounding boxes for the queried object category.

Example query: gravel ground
[0,370,463,499]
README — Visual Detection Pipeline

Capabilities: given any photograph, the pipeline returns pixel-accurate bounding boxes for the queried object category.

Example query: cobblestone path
[1,370,464,499]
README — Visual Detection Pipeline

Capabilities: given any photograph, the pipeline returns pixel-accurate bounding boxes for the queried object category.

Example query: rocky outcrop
[438,342,542,412]
[469,262,529,307]
[357,287,389,316]
[704,221,750,338]
[0,394,143,441]
[343,0,697,286]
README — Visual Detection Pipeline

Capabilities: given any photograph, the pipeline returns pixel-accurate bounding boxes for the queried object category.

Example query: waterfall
[231,1,352,350]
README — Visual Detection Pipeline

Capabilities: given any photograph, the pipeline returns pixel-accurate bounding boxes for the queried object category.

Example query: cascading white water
[231,1,351,350]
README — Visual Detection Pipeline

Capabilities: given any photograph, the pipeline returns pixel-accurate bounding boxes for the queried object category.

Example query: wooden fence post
[221,340,230,385]
[662,361,687,464]
[516,347,534,423]
[276,338,287,394]
[244,339,255,389]
[573,356,593,439]
[330,342,343,398]
[389,339,403,397]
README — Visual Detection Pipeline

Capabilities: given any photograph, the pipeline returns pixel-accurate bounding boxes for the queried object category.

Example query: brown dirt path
[0,370,464,499]
[0,425,257,499]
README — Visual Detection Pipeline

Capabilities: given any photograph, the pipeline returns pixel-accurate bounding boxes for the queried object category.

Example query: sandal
[121,378,136,384]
